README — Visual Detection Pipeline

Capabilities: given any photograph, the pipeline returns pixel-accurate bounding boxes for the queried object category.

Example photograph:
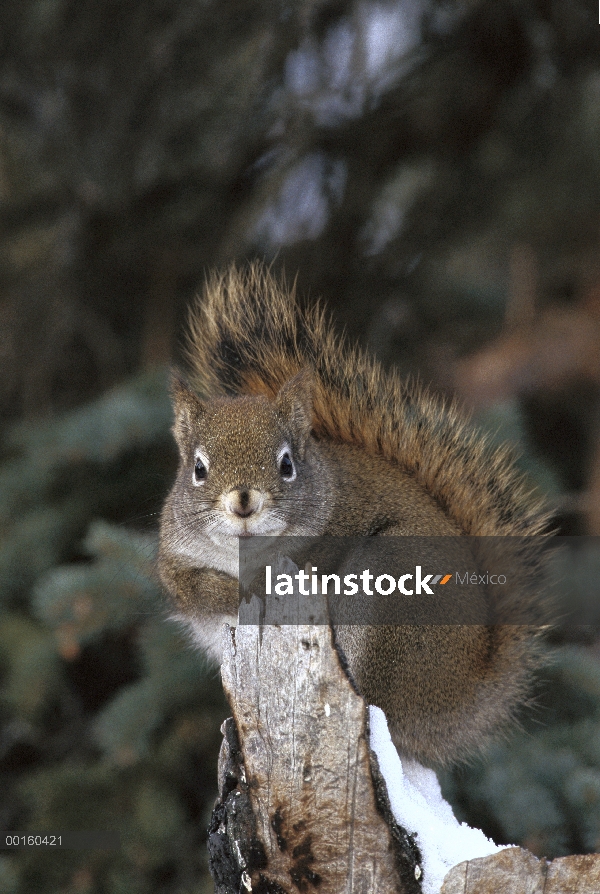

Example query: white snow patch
[285,40,321,97]
[323,20,355,93]
[369,705,504,894]
[283,1,428,128]
[361,1,423,82]
[253,153,346,248]
[285,23,363,126]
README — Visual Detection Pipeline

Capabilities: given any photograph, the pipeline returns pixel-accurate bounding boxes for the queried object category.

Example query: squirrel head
[169,368,328,539]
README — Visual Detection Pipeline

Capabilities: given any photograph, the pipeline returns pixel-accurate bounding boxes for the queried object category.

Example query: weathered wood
[441,846,600,894]
[208,584,422,894]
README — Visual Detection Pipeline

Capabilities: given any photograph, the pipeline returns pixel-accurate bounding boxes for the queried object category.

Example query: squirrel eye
[194,458,208,482]
[279,452,295,480]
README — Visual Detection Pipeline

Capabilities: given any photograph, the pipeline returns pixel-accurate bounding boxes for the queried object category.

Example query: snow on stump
[205,578,600,894]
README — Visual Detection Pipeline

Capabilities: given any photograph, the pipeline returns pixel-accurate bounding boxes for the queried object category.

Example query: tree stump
[207,588,423,893]
[206,587,600,894]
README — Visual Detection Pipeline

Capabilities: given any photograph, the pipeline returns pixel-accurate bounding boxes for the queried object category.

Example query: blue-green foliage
[0,369,225,894]
[0,369,173,607]
[441,646,600,857]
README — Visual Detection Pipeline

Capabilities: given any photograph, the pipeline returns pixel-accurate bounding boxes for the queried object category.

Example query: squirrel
[158,262,548,766]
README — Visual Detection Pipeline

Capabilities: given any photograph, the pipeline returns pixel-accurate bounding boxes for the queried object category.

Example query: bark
[441,846,600,894]
[207,586,422,894]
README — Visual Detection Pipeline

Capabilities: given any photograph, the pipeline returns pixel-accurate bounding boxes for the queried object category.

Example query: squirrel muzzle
[224,487,265,520]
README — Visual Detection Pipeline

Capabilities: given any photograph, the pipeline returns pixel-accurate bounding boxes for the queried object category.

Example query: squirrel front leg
[159,552,240,616]
[158,552,240,662]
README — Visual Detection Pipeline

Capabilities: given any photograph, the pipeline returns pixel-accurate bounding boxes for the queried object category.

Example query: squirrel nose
[225,488,263,518]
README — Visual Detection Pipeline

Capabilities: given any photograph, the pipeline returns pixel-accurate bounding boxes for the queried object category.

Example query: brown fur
[159,262,550,766]
[187,263,547,538]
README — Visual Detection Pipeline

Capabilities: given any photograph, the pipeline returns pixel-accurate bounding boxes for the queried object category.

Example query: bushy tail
[187,262,548,539]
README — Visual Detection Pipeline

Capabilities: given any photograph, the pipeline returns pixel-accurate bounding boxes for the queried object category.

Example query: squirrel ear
[276,367,314,454]
[170,372,206,450]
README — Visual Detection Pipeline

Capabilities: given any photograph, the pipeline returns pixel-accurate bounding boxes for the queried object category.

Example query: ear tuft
[170,371,191,399]
[170,371,205,450]
[276,367,314,454]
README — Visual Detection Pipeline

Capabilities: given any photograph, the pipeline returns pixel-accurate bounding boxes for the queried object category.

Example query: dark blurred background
[2,1,600,891]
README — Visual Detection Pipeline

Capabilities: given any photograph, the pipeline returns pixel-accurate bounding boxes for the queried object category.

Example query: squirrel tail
[187,262,549,540]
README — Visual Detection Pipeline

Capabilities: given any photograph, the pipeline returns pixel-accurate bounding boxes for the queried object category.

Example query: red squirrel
[159,263,548,765]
